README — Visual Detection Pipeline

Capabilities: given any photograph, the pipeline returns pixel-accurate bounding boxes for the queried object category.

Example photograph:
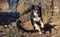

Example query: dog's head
[31,4,42,17]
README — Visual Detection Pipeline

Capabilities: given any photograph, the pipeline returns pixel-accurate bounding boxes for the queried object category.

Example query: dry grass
[0,0,60,37]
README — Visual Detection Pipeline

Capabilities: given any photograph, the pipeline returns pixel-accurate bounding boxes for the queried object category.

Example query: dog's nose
[35,10,38,13]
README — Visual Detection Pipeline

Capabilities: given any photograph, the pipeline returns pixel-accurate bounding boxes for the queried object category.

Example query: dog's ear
[38,2,42,7]
[31,5,35,9]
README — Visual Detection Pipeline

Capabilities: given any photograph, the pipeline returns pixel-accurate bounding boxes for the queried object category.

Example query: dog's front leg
[40,21,44,28]
[34,23,42,34]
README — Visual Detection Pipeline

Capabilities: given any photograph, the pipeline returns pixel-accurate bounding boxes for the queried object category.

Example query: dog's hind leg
[31,19,36,30]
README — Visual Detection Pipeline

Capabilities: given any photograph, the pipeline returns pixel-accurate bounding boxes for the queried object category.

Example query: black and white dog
[31,4,44,34]
[19,3,44,34]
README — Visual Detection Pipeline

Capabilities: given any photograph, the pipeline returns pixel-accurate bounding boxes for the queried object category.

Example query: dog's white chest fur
[33,17,41,21]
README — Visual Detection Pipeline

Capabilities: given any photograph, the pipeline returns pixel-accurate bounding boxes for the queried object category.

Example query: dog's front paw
[41,23,44,28]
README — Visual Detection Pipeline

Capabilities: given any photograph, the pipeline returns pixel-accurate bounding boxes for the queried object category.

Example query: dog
[30,4,44,34]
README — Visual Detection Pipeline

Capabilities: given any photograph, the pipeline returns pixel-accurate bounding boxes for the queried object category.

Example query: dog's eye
[33,10,36,12]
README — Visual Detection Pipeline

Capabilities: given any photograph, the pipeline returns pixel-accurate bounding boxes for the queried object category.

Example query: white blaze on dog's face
[33,10,38,17]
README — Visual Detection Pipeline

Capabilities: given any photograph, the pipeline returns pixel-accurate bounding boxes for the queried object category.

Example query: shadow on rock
[17,20,38,33]
[0,12,19,25]
[42,23,56,34]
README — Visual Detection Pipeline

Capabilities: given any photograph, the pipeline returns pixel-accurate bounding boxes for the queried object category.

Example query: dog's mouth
[34,10,38,16]
[34,12,38,16]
